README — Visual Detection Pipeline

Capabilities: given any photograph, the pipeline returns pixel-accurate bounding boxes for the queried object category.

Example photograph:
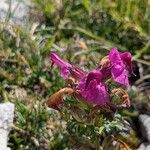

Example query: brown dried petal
[78,41,88,50]
[99,55,110,68]
[113,137,132,150]
[65,77,75,86]
[103,136,131,150]
[47,87,74,110]
[111,88,130,108]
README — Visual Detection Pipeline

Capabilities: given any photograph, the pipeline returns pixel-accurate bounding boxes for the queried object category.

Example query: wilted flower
[111,88,130,108]
[47,87,74,110]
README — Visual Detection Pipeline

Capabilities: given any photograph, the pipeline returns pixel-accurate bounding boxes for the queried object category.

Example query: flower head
[50,53,72,78]
[48,49,132,110]
[120,52,132,72]
[50,53,85,79]
[109,48,132,86]
[77,70,109,105]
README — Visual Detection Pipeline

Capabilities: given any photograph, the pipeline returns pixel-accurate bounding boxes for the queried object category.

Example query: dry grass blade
[12,124,40,147]
[103,135,131,150]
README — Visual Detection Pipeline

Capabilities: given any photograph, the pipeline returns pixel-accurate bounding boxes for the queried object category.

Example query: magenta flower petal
[111,64,129,86]
[120,52,132,72]
[77,70,109,105]
[77,76,87,90]
[85,70,102,88]
[50,53,72,78]
[50,53,86,80]
[99,67,111,81]
[109,48,129,86]
[60,67,70,78]
[77,70,102,90]
[69,67,86,80]
[50,53,71,68]
[81,79,109,105]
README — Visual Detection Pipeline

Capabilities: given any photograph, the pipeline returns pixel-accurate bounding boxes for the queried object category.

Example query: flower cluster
[47,48,132,112]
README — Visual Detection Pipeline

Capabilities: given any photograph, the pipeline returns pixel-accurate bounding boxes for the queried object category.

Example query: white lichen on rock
[0,102,15,150]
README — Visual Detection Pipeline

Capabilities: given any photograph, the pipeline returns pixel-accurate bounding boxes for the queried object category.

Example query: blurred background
[0,0,149,149]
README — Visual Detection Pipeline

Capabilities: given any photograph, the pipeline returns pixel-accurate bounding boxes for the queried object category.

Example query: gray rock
[0,0,31,25]
[137,142,150,150]
[139,114,150,141]
[0,102,15,150]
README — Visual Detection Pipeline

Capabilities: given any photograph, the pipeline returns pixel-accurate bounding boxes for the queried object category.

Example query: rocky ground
[0,0,149,149]
[0,0,31,25]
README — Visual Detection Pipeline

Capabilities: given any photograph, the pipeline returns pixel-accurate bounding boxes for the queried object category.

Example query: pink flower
[50,53,72,78]
[69,67,86,80]
[109,48,132,86]
[50,53,85,79]
[98,48,132,87]
[49,50,132,107]
[50,53,110,106]
[77,70,109,105]
[120,52,132,72]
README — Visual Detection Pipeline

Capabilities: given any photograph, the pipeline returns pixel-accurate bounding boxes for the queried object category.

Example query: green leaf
[82,0,90,12]
[42,36,55,54]
[99,126,105,135]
